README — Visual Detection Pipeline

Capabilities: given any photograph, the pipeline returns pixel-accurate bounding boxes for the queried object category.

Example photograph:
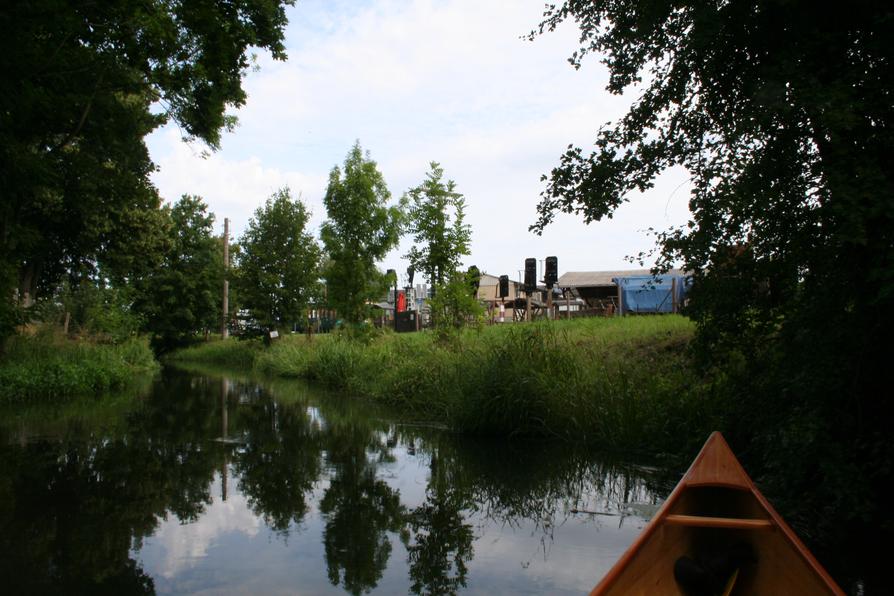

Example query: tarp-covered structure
[612,274,690,314]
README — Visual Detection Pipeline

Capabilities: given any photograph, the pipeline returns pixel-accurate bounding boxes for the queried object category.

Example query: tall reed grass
[168,316,716,451]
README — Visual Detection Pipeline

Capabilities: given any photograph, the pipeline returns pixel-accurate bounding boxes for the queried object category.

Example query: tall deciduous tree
[321,142,404,324]
[530,0,894,562]
[0,0,294,337]
[404,162,471,289]
[237,188,321,330]
[133,195,222,347]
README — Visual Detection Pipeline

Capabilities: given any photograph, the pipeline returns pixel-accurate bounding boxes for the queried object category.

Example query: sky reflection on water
[1,367,664,595]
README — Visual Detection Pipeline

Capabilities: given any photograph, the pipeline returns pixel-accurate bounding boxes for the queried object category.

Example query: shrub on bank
[0,330,158,404]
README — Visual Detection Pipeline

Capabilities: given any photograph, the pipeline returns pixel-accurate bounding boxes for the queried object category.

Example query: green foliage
[168,338,263,369]
[170,316,709,452]
[55,281,143,343]
[531,1,894,549]
[132,195,223,349]
[428,272,485,338]
[0,0,294,340]
[404,162,471,288]
[0,330,157,404]
[16,278,144,346]
[321,142,404,323]
[335,321,389,346]
[236,188,322,330]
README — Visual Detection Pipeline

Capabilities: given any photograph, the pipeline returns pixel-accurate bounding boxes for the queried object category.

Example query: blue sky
[146,0,691,286]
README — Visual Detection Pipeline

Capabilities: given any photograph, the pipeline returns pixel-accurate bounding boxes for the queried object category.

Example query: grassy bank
[171,316,718,451]
[0,330,159,404]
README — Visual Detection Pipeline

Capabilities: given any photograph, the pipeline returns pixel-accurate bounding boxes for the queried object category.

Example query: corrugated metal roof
[558,269,685,288]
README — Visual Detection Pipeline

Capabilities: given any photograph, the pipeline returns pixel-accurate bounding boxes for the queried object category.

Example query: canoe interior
[597,486,840,595]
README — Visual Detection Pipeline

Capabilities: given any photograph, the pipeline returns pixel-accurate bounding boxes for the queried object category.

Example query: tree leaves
[322,142,404,324]
[404,162,471,288]
[0,0,294,336]
[531,0,894,339]
[237,188,321,329]
[132,195,222,347]
[531,0,894,559]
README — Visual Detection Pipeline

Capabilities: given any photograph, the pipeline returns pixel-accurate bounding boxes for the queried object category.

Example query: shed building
[558,269,688,315]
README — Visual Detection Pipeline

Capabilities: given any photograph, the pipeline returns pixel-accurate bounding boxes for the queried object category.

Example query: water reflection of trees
[233,397,322,533]
[395,430,662,595]
[399,429,661,528]
[0,370,226,593]
[154,369,661,596]
[0,368,662,596]
[317,401,404,595]
[403,448,475,595]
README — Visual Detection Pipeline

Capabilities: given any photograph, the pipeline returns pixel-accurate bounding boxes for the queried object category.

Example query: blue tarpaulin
[612,274,690,314]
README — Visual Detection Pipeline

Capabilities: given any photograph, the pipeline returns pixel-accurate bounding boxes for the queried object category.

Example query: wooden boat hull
[591,432,845,595]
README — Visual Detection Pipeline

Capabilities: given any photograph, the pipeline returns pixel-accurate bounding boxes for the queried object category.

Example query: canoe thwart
[664,514,774,530]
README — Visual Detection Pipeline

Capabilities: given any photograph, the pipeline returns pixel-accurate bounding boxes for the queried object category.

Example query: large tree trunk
[17,261,40,307]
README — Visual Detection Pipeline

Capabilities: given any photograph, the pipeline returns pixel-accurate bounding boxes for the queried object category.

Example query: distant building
[558,269,689,315]
[473,273,515,322]
[476,273,521,305]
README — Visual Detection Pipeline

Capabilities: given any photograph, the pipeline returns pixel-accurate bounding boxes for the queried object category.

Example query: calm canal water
[0,366,668,595]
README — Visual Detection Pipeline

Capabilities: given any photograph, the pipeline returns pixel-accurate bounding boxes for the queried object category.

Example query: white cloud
[149,128,328,237]
[139,472,261,580]
[146,0,691,276]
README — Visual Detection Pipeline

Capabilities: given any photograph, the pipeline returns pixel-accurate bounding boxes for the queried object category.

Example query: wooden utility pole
[222,217,230,339]
[221,377,229,501]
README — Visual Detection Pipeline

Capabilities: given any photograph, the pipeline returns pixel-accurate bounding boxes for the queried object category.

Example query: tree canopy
[531,1,892,337]
[237,188,321,330]
[132,195,223,348]
[321,142,404,324]
[0,0,294,337]
[531,0,894,555]
[404,162,471,289]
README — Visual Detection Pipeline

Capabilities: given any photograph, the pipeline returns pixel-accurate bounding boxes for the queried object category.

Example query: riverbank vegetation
[0,328,157,404]
[170,315,714,453]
